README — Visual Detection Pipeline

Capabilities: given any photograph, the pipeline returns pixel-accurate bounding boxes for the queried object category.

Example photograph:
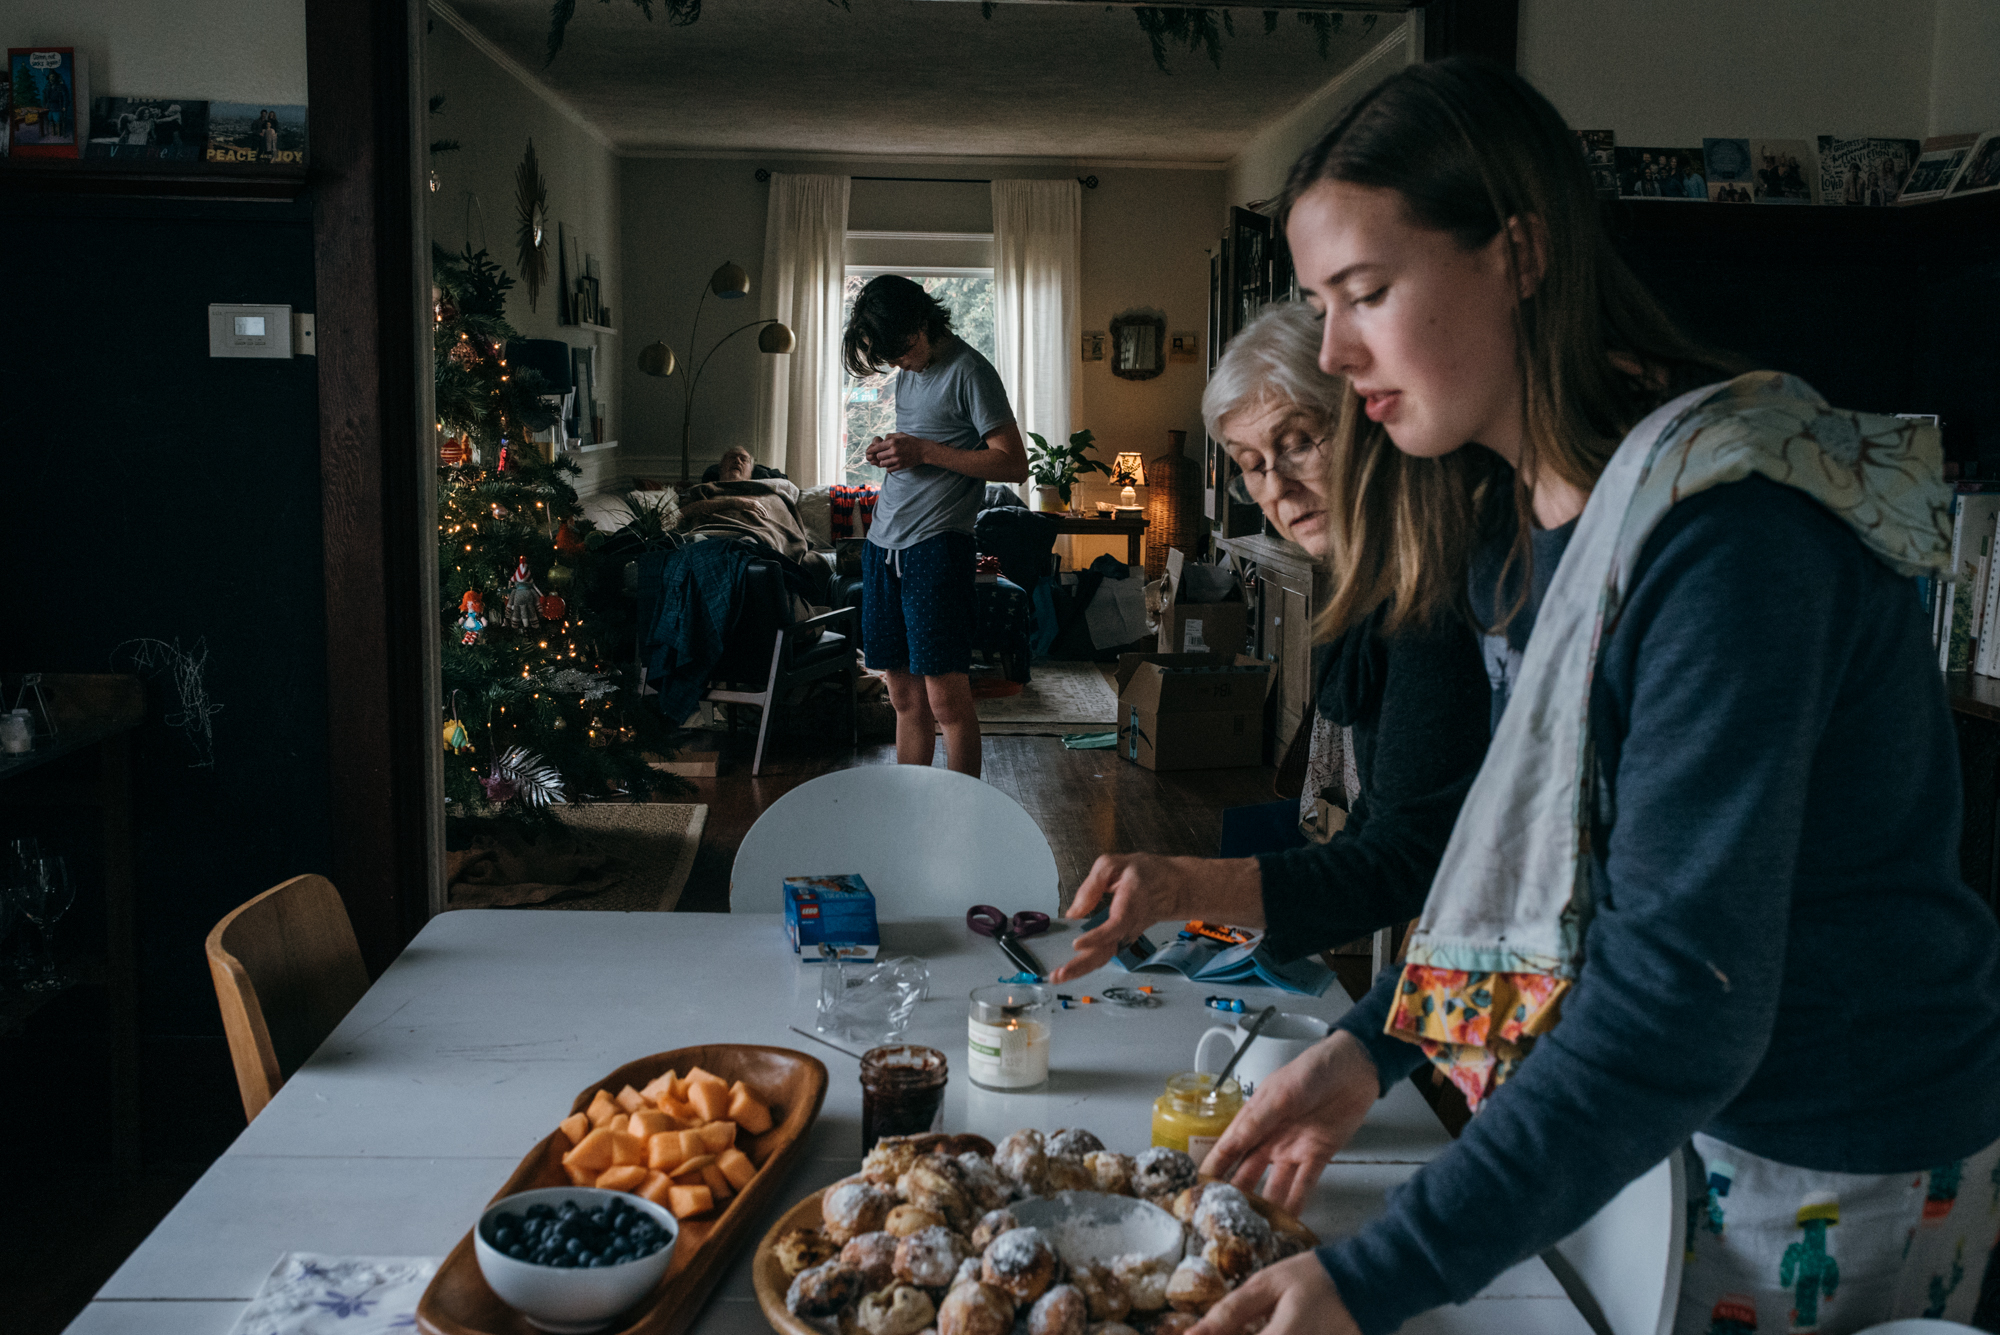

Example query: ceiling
[443,0,1397,161]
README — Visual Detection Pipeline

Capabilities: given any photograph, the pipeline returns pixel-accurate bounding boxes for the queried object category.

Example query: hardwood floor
[672,728,1283,914]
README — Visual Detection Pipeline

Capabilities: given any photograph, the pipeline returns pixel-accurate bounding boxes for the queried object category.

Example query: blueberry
[528,1203,553,1220]
[494,1227,515,1247]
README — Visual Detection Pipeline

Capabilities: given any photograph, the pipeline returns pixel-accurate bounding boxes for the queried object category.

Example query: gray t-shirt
[867,338,1015,551]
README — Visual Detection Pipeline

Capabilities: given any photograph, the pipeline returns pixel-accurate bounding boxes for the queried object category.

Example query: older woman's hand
[1189,1252,1358,1335]
[1205,1031,1379,1214]
[1051,853,1262,983]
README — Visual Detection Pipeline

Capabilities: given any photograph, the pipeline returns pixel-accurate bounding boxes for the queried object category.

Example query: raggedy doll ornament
[457,590,488,645]
[504,556,542,630]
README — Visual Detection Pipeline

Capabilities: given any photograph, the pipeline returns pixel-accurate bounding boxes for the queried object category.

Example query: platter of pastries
[752,1128,1318,1335]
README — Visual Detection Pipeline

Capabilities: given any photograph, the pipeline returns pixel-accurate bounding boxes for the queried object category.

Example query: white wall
[425,12,623,494]
[4,0,306,103]
[1225,18,1417,209]
[1518,0,1938,142]
[1929,0,2000,136]
[616,156,1223,491]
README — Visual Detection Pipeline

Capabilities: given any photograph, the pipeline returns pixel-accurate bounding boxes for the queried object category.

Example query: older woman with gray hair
[1052,302,1493,982]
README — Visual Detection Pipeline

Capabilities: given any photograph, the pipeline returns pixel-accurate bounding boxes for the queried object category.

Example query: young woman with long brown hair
[1191,58,2000,1335]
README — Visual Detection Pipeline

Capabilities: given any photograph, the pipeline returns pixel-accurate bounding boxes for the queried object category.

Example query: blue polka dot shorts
[861,532,976,677]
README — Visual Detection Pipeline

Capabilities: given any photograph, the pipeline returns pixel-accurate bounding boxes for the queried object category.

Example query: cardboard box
[1113,652,1273,771]
[1156,548,1248,654]
[783,874,881,960]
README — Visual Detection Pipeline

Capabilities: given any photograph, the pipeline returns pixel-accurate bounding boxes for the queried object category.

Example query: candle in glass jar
[967,983,1052,1090]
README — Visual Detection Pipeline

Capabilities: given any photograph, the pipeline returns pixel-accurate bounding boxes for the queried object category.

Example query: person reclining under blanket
[673,446,814,563]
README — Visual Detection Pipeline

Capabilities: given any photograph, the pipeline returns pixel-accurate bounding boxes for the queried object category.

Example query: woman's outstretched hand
[1050,854,1262,984]
[1203,1031,1380,1215]
[1189,1252,1359,1335]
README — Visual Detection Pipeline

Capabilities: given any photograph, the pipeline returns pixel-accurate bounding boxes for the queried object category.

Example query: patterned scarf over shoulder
[1386,372,1950,1109]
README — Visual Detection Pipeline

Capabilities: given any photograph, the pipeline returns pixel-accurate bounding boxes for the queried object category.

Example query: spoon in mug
[1211,1004,1279,1092]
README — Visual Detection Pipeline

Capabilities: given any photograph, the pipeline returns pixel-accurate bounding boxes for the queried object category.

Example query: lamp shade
[1113,452,1148,486]
[637,341,677,377]
[709,261,751,299]
[757,322,796,354]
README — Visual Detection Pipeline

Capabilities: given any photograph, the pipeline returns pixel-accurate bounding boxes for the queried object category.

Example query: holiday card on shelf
[1901,134,1980,204]
[85,96,209,161]
[1615,146,1707,200]
[1949,132,2000,199]
[1748,139,1818,204]
[8,48,87,159]
[1702,138,1757,204]
[1816,137,1921,206]
[205,102,306,166]
[1575,130,1617,197]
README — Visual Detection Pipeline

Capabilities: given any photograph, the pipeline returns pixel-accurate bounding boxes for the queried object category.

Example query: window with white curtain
[840,231,995,484]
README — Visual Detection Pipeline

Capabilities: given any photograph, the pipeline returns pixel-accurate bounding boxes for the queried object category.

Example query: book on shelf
[1939,491,2000,672]
[7,47,87,160]
[1978,511,2000,678]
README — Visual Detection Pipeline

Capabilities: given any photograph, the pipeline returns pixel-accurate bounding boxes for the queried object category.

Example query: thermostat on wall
[209,304,293,358]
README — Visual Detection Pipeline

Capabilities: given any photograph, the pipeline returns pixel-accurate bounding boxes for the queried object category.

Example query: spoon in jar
[1211,1004,1279,1092]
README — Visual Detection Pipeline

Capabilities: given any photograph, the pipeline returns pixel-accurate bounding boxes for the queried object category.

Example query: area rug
[446,803,707,912]
[972,661,1121,736]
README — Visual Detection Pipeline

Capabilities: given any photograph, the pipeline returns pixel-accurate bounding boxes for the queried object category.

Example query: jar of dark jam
[859,1044,948,1151]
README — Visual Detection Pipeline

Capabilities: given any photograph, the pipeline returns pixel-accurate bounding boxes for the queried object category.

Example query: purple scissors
[966,905,1052,939]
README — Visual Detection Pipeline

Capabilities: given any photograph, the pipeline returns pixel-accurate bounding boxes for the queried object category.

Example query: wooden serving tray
[751,1178,1318,1335]
[418,1044,829,1335]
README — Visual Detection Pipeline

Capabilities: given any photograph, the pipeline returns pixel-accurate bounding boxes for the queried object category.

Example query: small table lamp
[1113,452,1148,508]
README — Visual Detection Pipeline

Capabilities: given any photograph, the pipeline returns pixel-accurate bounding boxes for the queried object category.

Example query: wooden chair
[205,874,371,1122]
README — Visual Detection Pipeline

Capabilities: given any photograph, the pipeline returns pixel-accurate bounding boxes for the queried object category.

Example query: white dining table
[65,911,1590,1335]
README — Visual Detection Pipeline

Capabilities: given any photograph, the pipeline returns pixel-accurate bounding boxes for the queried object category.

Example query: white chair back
[1852,1323,1980,1333]
[1542,1153,1685,1335]
[729,766,1060,916]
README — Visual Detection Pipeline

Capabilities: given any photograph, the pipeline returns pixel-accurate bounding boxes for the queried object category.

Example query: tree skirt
[970,661,1120,735]
[445,803,708,912]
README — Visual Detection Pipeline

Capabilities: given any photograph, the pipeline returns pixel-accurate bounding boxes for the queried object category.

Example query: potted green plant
[1025,428,1111,513]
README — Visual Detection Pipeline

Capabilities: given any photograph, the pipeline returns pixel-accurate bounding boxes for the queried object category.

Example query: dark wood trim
[1413,0,1519,67]
[0,159,309,201]
[307,0,442,974]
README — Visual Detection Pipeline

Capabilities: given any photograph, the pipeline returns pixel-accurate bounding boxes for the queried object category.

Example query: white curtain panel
[992,179,1082,456]
[755,172,850,487]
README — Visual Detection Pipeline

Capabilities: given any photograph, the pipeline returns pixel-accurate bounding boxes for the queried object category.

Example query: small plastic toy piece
[1204,995,1246,1013]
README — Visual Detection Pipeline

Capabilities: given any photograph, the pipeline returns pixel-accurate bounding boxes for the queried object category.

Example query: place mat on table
[229,1253,439,1335]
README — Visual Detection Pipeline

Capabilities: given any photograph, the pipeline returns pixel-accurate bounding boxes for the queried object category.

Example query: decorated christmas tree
[433,243,679,817]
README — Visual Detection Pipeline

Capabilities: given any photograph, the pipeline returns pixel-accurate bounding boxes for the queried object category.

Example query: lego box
[784,874,881,960]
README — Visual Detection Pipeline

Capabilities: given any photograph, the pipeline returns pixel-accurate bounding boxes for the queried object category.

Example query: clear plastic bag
[817,949,931,1046]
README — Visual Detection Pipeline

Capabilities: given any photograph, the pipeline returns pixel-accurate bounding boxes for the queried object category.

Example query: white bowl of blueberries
[474,1187,678,1333]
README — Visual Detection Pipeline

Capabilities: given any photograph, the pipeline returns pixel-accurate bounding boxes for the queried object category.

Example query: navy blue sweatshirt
[1319,476,2000,1334]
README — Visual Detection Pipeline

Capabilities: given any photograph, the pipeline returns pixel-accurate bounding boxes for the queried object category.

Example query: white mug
[1194,1012,1332,1094]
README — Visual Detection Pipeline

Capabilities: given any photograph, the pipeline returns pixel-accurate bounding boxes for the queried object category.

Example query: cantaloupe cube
[639,1071,678,1103]
[629,1110,670,1141]
[608,1113,630,1135]
[673,1153,716,1178]
[597,1164,649,1192]
[558,1112,590,1145]
[586,1089,619,1126]
[648,1132,687,1172]
[659,1093,697,1124]
[564,1127,618,1171]
[615,1084,647,1114]
[687,1081,729,1122]
[684,1066,727,1092]
[566,1162,598,1187]
[637,1171,674,1207]
[695,1121,736,1154]
[726,1086,772,1136]
[699,1162,735,1201]
[610,1130,647,1167]
[666,1184,713,1218]
[716,1147,756,1191]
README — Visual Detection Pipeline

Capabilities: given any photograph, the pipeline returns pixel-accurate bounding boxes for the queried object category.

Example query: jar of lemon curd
[1151,1071,1243,1169]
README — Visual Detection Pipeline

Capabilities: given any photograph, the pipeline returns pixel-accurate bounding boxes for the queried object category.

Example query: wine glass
[17,854,75,993]
[1,838,41,985]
